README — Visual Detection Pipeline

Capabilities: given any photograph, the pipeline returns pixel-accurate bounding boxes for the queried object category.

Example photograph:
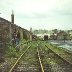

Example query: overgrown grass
[5,39,29,58]
[5,46,19,58]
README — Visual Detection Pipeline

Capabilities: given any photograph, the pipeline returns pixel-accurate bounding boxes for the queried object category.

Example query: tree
[52,29,58,34]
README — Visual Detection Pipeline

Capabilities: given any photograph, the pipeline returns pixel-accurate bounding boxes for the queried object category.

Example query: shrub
[6,46,19,58]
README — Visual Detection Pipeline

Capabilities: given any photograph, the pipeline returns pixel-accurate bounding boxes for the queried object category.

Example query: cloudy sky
[0,0,72,30]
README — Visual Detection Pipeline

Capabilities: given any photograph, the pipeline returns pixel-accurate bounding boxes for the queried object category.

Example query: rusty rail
[9,46,31,72]
[45,45,72,65]
[37,44,45,72]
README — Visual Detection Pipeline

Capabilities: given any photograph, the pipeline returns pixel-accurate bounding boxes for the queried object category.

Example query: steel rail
[45,45,72,65]
[9,45,31,72]
[37,45,45,72]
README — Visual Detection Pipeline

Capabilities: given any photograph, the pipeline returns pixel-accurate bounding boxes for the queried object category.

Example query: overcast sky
[0,0,72,30]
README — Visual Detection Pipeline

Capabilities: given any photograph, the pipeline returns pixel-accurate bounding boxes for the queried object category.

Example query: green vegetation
[5,39,31,59]
[0,40,31,71]
[1,40,72,72]
[5,46,19,58]
[18,41,40,67]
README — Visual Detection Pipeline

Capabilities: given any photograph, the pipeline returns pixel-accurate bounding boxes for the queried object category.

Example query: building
[57,31,70,40]
[0,11,32,45]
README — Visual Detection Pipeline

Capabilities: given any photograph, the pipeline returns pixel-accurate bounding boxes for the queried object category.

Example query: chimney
[11,10,14,24]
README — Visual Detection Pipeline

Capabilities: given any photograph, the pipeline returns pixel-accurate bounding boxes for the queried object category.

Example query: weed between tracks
[0,40,72,72]
[0,40,30,72]
[38,41,72,72]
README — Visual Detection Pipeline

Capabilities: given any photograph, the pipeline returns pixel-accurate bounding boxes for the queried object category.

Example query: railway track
[9,45,31,72]
[35,41,72,72]
[37,43,51,72]
[37,44,44,72]
[44,44,72,72]
[3,41,72,72]
[0,40,32,72]
[9,42,45,72]
[45,43,72,65]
